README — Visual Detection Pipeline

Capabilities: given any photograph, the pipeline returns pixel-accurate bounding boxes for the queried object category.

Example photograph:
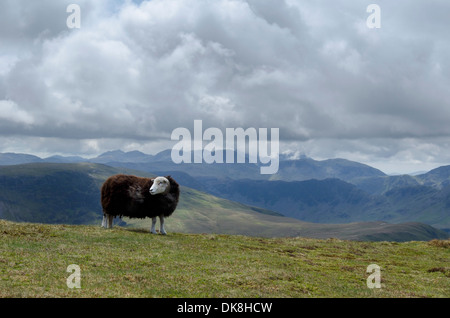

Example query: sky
[1,0,450,174]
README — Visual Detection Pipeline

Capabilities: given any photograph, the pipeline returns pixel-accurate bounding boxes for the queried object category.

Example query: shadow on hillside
[124,227,170,235]
[124,228,151,234]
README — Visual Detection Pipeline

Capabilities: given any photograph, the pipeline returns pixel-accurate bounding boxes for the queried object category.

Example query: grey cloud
[0,0,449,173]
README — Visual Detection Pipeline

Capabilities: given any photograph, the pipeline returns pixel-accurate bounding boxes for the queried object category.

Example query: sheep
[101,174,180,234]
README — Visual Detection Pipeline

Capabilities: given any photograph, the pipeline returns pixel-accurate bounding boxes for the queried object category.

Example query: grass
[0,219,449,298]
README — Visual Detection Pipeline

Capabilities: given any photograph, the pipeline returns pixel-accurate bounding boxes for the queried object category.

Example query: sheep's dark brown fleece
[101,174,180,221]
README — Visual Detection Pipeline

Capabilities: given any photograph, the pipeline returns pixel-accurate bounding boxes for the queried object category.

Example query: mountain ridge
[1,150,449,232]
[190,177,450,230]
[2,149,448,183]
[0,162,447,241]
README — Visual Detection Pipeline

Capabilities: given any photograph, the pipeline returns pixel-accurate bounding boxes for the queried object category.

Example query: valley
[0,152,449,241]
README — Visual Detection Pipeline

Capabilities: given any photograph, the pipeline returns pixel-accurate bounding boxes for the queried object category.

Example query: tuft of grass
[0,220,449,298]
[428,239,450,248]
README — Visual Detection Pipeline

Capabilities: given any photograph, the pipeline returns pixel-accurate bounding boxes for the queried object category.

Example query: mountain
[199,178,376,222]
[0,162,447,241]
[383,184,450,228]
[0,152,43,165]
[0,149,435,185]
[271,157,386,182]
[1,150,449,232]
[0,163,111,224]
[44,155,86,163]
[416,165,450,189]
[0,149,384,183]
[183,177,450,231]
[0,162,273,226]
[351,166,450,195]
[89,150,387,182]
[89,150,154,164]
[352,174,421,195]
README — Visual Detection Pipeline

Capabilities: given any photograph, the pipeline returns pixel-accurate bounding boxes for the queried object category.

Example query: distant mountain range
[190,177,450,230]
[0,162,447,241]
[1,149,386,181]
[1,149,449,232]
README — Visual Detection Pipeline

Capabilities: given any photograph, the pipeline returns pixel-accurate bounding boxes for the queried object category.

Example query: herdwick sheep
[101,174,180,234]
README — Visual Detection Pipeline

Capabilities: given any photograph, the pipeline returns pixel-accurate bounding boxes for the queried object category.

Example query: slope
[0,163,447,241]
[1,219,449,298]
[174,176,450,231]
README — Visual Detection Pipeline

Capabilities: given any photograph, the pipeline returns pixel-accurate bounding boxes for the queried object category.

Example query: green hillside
[192,177,450,231]
[0,220,448,298]
[0,163,139,224]
[0,163,448,241]
[128,187,449,241]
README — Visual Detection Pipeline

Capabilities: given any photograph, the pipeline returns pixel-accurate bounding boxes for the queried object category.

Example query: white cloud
[0,100,34,125]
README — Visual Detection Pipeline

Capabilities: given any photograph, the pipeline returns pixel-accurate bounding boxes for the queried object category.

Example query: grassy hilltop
[1,220,448,298]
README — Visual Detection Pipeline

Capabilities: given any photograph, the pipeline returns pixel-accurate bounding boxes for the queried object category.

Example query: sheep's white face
[150,177,170,195]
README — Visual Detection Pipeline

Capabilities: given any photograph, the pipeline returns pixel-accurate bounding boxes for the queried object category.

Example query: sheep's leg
[102,214,112,228]
[150,217,157,234]
[159,215,167,235]
[107,214,114,229]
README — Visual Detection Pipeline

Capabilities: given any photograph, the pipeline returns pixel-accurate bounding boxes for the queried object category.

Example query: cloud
[0,100,34,125]
[0,0,449,173]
